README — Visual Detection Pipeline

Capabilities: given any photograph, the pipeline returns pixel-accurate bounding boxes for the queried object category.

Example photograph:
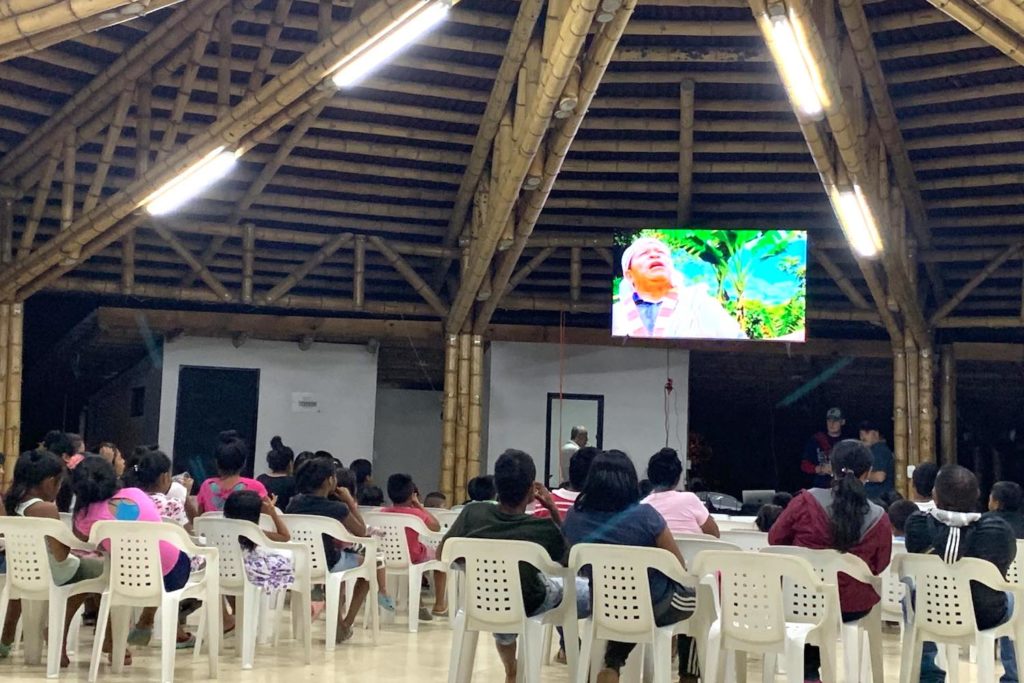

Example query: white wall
[159,336,378,476]
[87,354,162,451]
[486,341,689,483]
[373,388,443,497]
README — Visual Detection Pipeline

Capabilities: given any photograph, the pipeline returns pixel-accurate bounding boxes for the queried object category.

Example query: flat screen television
[612,228,807,342]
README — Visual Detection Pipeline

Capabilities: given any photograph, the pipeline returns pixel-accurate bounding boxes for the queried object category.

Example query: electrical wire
[399,313,436,392]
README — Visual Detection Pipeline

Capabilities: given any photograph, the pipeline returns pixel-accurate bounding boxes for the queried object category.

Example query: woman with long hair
[769,439,892,682]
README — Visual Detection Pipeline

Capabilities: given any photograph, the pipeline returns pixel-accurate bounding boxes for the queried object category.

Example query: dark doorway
[173,366,260,480]
[545,393,604,487]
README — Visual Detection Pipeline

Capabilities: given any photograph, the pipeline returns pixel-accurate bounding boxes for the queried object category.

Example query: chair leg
[241,586,260,669]
[948,645,961,683]
[160,599,178,683]
[762,654,776,683]
[88,594,111,683]
[408,569,421,634]
[447,610,475,683]
[867,613,885,683]
[976,636,996,683]
[563,617,580,683]
[651,632,673,683]
[46,592,69,678]
[21,599,43,666]
[206,587,220,678]
[325,577,342,651]
[819,637,838,683]
[703,624,722,683]
[576,621,594,683]
[110,605,131,675]
[65,604,83,659]
[734,650,748,683]
[900,630,922,683]
[783,639,804,683]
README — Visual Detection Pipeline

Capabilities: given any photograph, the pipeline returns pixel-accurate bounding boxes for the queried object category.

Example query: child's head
[224,490,263,550]
[423,492,447,509]
[990,481,1023,513]
[466,475,496,502]
[494,450,535,508]
[771,492,793,509]
[5,449,64,514]
[357,485,385,506]
[267,436,294,474]
[44,430,74,460]
[755,504,783,532]
[350,459,372,488]
[387,473,417,505]
[122,447,172,494]
[647,448,683,490]
[569,447,599,491]
[71,456,119,518]
[294,451,316,472]
[335,467,357,497]
[295,456,337,495]
[912,462,938,500]
[216,430,248,476]
[638,479,654,498]
[887,499,920,536]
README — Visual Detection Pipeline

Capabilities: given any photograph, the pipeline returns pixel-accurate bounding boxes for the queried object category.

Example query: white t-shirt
[642,490,710,535]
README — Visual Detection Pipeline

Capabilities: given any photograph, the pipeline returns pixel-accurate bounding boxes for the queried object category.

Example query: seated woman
[71,457,196,655]
[641,447,719,537]
[2,450,104,666]
[768,440,892,683]
[563,450,696,683]
[196,431,267,513]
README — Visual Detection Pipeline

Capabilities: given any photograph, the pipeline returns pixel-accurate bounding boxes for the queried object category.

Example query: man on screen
[612,236,746,339]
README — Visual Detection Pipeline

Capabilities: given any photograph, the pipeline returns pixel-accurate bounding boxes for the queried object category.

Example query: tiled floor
[0,613,1005,682]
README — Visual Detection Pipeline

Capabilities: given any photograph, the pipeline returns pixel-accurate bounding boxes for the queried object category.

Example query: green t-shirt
[442,502,566,614]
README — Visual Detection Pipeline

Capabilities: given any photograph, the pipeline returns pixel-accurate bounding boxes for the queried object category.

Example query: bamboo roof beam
[0,0,181,61]
[0,0,436,301]
[838,0,946,304]
[930,241,1024,324]
[157,15,216,161]
[923,0,1024,67]
[82,88,132,215]
[17,143,60,258]
[811,245,872,310]
[475,0,636,334]
[246,0,295,94]
[152,224,232,302]
[369,236,449,318]
[0,0,230,185]
[447,0,601,332]
[432,0,544,288]
[60,132,75,232]
[506,247,556,294]
[259,232,353,305]
[677,80,695,224]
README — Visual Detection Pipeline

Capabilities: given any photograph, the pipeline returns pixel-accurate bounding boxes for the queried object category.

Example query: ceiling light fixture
[831,184,883,258]
[761,3,829,120]
[328,0,452,89]
[144,146,239,216]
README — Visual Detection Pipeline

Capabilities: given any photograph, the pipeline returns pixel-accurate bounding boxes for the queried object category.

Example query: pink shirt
[381,505,433,564]
[196,477,267,513]
[529,488,579,520]
[641,490,710,535]
[75,487,180,575]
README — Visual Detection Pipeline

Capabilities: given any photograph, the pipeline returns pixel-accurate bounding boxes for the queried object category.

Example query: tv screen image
[612,228,807,341]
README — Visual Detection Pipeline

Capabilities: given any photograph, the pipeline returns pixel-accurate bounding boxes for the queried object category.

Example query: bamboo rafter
[368,236,449,318]
[926,0,1024,66]
[930,241,1024,324]
[152,224,233,301]
[83,88,133,215]
[157,14,217,161]
[260,231,353,305]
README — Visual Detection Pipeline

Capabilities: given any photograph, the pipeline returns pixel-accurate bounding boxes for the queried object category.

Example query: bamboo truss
[925,0,1024,67]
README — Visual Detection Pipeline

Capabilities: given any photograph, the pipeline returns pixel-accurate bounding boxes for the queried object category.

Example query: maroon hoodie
[768,488,892,613]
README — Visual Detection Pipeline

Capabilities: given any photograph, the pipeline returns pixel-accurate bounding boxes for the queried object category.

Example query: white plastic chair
[442,538,580,683]
[198,511,276,532]
[0,517,108,678]
[881,540,907,628]
[762,546,885,683]
[693,549,839,683]
[570,543,696,683]
[191,516,311,669]
[895,554,1024,683]
[673,534,742,570]
[362,511,444,633]
[281,513,379,648]
[718,529,769,551]
[86,521,220,683]
[434,510,462,535]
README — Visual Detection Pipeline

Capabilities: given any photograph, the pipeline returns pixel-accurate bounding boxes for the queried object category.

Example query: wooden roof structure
[0,0,1021,340]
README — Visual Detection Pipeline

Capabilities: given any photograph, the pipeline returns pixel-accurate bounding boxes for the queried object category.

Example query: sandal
[176,633,196,650]
[127,626,153,647]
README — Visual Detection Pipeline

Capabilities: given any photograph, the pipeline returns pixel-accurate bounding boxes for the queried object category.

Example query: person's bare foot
[596,668,619,683]
[61,650,70,668]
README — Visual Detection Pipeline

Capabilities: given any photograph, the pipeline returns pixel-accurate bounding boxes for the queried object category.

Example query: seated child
[196,431,267,513]
[755,503,783,533]
[887,499,919,541]
[123,447,191,529]
[357,485,385,507]
[223,490,295,593]
[466,475,497,504]
[422,491,448,509]
[257,436,297,511]
[349,458,373,495]
[381,474,447,619]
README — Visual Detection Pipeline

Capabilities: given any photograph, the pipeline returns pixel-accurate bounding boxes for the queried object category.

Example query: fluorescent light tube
[832,184,883,258]
[329,1,449,89]
[145,146,239,216]
[768,12,824,119]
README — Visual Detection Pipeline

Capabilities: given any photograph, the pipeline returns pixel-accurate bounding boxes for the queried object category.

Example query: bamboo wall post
[121,235,135,295]
[905,335,920,467]
[0,194,12,264]
[454,333,472,498]
[353,235,366,311]
[678,79,695,224]
[4,303,22,466]
[939,344,957,466]
[919,345,935,462]
[241,222,255,304]
[570,246,582,301]
[892,342,909,496]
[466,334,484,482]
[60,133,76,232]
[440,334,458,499]
[0,304,9,485]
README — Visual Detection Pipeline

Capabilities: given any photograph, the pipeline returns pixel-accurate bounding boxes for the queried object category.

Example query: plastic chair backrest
[0,517,65,593]
[88,521,192,600]
[882,541,907,615]
[673,535,741,572]
[1007,540,1024,585]
[441,538,555,631]
[434,510,462,534]
[192,517,252,590]
[280,514,353,580]
[894,554,1010,638]
[569,543,690,640]
[362,512,432,569]
[761,546,877,623]
[694,550,827,644]
[199,511,276,532]
[719,529,769,551]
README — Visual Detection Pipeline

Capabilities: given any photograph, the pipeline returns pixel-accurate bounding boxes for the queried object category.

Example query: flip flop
[176,633,196,650]
[127,627,152,647]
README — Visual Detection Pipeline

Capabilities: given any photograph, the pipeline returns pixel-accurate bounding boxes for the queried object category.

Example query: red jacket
[768,489,892,614]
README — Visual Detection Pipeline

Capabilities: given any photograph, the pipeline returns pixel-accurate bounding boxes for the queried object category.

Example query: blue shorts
[330,551,361,573]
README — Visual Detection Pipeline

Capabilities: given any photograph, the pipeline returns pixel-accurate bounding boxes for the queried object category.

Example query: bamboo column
[0,193,12,264]
[0,304,9,486]
[905,335,920,468]
[570,246,581,302]
[892,342,909,496]
[241,223,255,304]
[466,335,484,483]
[4,303,22,472]
[454,333,472,498]
[440,334,458,500]
[919,345,936,462]
[939,345,957,466]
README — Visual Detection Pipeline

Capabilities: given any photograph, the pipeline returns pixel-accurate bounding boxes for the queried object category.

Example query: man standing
[801,408,845,489]
[612,236,746,339]
[559,426,588,484]
[860,420,895,502]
